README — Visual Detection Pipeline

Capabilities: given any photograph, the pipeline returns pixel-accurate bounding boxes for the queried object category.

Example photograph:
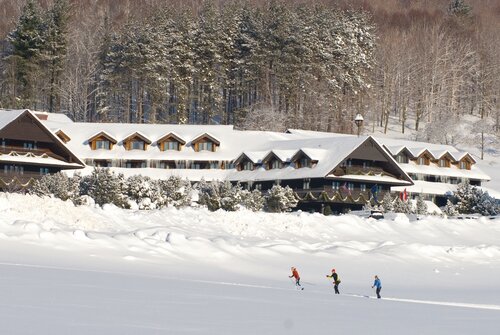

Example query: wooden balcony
[0,146,66,162]
[294,186,388,204]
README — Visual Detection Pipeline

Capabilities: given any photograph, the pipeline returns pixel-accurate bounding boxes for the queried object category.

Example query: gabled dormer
[191,133,220,152]
[291,150,318,169]
[55,129,71,143]
[157,132,186,151]
[233,153,255,171]
[457,153,475,170]
[415,150,433,166]
[123,132,152,151]
[394,147,412,164]
[437,152,454,168]
[88,131,117,150]
[262,152,283,170]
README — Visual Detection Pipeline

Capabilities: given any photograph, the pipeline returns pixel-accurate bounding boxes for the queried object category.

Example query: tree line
[0,0,498,152]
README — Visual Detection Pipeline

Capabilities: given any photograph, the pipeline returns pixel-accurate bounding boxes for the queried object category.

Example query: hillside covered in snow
[1,192,499,334]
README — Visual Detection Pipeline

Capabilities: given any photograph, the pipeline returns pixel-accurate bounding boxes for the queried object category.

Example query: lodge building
[0,109,494,212]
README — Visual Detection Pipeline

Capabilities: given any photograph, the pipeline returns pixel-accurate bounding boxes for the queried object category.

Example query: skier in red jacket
[289,267,302,288]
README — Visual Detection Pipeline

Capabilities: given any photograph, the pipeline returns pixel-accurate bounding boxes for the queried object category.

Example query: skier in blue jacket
[372,275,382,299]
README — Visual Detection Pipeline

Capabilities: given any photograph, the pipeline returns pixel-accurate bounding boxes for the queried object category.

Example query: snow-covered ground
[1,192,500,334]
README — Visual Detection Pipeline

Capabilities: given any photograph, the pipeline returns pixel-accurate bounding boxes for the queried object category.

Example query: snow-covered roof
[326,174,413,185]
[0,109,27,129]
[123,131,152,144]
[399,162,490,181]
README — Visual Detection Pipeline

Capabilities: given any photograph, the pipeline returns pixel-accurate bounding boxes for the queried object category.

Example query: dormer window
[243,161,253,171]
[299,157,310,168]
[88,131,117,150]
[157,133,186,151]
[192,133,220,152]
[270,159,282,169]
[459,160,471,170]
[396,154,409,163]
[198,142,213,152]
[124,132,151,151]
[96,140,110,150]
[439,158,450,167]
[417,156,429,165]
[55,130,71,143]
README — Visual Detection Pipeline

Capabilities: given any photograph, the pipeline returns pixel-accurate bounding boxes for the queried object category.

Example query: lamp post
[354,114,364,137]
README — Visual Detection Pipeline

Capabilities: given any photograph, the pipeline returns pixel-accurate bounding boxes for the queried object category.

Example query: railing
[0,171,43,183]
[0,146,66,161]
[295,186,388,204]
[337,166,386,176]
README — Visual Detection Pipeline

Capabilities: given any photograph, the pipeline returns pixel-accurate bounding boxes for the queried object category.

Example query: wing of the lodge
[0,109,84,188]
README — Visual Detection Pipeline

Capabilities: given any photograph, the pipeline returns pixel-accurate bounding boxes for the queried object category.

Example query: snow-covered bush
[80,168,128,208]
[30,172,80,202]
[198,181,241,211]
[240,189,265,211]
[158,176,192,208]
[443,199,459,216]
[126,175,165,209]
[415,195,428,215]
[265,185,298,213]
[393,197,412,214]
[381,193,394,212]
[323,205,333,216]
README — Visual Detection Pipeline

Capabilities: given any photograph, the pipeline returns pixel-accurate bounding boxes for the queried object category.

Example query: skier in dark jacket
[326,268,341,294]
[372,275,382,299]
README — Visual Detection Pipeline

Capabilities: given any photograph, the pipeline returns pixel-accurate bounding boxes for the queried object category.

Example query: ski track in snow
[1,261,500,312]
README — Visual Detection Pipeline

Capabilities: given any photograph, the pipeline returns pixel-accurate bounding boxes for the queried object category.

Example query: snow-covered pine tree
[323,205,333,216]
[443,199,459,216]
[265,185,298,213]
[393,197,412,214]
[415,195,428,215]
[455,180,476,214]
[80,168,128,208]
[381,192,394,212]
[29,172,78,202]
[473,191,499,216]
[240,189,265,212]
[159,176,192,208]
[7,0,46,108]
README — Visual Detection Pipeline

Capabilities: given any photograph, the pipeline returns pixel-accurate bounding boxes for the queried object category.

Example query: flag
[400,188,408,201]
[340,182,351,196]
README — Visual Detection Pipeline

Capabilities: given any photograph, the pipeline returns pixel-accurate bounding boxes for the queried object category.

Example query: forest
[0,0,498,152]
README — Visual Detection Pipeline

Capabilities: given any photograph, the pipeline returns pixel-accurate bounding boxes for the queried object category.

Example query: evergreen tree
[323,205,333,216]
[6,0,46,108]
[381,192,394,212]
[415,195,428,215]
[448,0,472,17]
[240,189,265,211]
[443,199,459,216]
[265,185,298,213]
[80,168,128,207]
[45,0,70,113]
[455,180,476,214]
[393,197,412,214]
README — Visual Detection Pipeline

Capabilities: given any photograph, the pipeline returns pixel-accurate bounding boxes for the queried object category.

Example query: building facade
[0,109,493,212]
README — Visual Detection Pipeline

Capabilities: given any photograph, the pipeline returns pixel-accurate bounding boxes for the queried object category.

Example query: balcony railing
[0,146,66,162]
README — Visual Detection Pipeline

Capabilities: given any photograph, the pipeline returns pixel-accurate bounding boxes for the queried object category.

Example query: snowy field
[1,193,500,334]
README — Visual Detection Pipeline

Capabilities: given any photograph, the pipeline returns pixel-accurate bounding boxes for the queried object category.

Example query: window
[360,183,366,192]
[347,182,354,191]
[130,140,144,150]
[198,142,213,152]
[95,140,110,150]
[459,161,470,170]
[303,179,311,190]
[270,160,282,169]
[332,181,340,190]
[299,157,310,168]
[1,139,5,147]
[164,141,179,151]
[396,154,409,163]
[24,141,36,150]
[226,162,235,170]
[362,161,371,169]
[243,161,253,171]
[255,183,262,191]
[192,163,201,169]
[439,159,448,167]
[40,167,49,175]
[417,156,428,165]
[210,162,219,169]
[176,161,186,169]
